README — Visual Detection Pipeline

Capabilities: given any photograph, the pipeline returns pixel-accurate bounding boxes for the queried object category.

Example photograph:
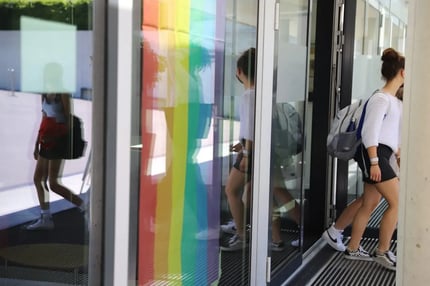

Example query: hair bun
[381,48,399,62]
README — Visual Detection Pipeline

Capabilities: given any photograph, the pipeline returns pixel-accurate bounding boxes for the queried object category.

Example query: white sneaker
[220,221,237,235]
[195,228,220,240]
[221,221,251,235]
[373,249,396,271]
[25,216,54,230]
[322,224,346,252]
[290,239,299,247]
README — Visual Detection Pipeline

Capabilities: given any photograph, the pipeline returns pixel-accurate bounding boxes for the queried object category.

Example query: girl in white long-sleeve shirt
[359,91,402,180]
[344,48,404,272]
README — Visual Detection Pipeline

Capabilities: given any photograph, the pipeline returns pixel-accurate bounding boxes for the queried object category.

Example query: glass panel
[270,0,308,274]
[348,0,407,203]
[363,4,380,56]
[0,1,92,284]
[137,1,258,285]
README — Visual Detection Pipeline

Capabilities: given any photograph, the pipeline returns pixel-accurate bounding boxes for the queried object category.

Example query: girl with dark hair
[220,48,256,251]
[343,48,404,271]
[26,63,85,230]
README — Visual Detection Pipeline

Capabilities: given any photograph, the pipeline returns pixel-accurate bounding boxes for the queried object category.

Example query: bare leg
[225,168,247,238]
[48,159,83,207]
[334,196,364,230]
[348,183,381,250]
[273,187,300,225]
[374,178,399,252]
[242,183,252,225]
[33,156,50,210]
[272,215,282,243]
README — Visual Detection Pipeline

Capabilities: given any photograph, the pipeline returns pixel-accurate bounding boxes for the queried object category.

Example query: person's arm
[33,133,40,160]
[34,94,44,160]
[60,93,72,126]
[243,140,253,156]
[396,148,401,167]
[361,94,389,148]
[240,140,253,172]
[367,145,381,182]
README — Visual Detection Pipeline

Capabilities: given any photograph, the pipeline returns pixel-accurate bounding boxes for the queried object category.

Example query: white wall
[0,90,92,191]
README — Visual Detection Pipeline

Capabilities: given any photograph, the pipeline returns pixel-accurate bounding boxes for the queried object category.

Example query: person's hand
[370,165,381,182]
[230,142,243,153]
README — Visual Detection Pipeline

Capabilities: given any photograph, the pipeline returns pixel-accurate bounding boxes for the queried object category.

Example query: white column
[397,0,430,285]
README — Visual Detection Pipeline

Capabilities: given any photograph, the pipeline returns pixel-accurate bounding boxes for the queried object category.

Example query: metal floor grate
[309,238,396,286]
[0,265,87,285]
[286,199,397,286]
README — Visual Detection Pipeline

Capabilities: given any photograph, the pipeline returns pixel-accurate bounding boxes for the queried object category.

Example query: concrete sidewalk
[0,173,89,230]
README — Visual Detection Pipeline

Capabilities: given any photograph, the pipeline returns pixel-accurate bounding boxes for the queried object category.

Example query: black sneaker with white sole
[344,246,373,261]
[373,250,396,271]
[220,234,248,251]
[271,241,285,252]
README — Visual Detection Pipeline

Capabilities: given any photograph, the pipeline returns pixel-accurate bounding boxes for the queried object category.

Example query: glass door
[136,1,260,285]
[346,0,408,205]
[0,1,93,285]
[268,0,310,283]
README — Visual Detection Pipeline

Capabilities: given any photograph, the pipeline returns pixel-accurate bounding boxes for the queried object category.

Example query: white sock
[41,209,51,219]
[333,224,343,232]
[328,224,341,237]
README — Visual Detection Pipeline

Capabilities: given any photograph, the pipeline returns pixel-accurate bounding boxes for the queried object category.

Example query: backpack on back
[57,115,87,160]
[64,115,87,159]
[272,102,303,158]
[326,99,370,160]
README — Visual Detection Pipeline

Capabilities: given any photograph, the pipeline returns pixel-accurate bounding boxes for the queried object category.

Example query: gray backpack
[272,102,303,157]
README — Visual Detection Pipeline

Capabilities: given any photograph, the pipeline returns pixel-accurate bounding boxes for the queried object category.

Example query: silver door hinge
[266,256,271,283]
[330,204,337,221]
[274,2,280,31]
[337,31,344,51]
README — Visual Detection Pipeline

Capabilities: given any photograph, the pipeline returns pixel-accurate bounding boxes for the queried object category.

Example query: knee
[361,203,376,214]
[225,185,240,199]
[224,185,234,198]
[386,200,399,211]
[33,174,45,186]
[48,178,59,189]
[369,201,380,211]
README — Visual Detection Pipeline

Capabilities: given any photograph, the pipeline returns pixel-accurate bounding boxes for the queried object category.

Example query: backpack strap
[356,89,382,140]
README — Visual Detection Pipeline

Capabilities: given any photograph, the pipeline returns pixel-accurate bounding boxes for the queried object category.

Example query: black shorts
[233,151,253,179]
[354,144,397,184]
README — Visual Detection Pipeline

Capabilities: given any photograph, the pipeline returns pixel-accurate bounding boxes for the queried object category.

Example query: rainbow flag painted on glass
[139,1,225,285]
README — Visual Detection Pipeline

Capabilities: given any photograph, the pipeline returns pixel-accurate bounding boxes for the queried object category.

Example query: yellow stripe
[168,1,190,276]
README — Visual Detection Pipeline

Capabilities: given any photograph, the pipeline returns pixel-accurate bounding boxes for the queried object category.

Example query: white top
[361,91,402,152]
[42,95,66,123]
[239,88,255,141]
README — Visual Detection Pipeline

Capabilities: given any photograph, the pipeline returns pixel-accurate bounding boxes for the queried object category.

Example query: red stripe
[138,1,159,283]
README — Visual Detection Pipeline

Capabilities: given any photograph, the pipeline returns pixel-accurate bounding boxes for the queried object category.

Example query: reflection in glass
[137,1,261,285]
[0,1,92,284]
[269,0,308,276]
[139,1,224,285]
